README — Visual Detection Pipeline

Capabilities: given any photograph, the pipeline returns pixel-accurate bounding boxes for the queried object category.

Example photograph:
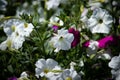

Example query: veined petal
[35,59,46,69]
[88,18,98,28]
[46,58,58,70]
[64,33,74,43]
[35,68,43,78]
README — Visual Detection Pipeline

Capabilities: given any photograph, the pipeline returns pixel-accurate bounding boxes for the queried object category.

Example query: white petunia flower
[108,55,120,70]
[0,32,25,50]
[50,28,74,52]
[3,19,23,36]
[87,8,113,34]
[35,58,62,78]
[17,23,34,37]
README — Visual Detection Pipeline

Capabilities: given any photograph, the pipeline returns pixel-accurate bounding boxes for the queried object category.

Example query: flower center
[16,32,19,36]
[65,77,72,80]
[44,69,49,74]
[11,25,16,32]
[98,19,103,24]
[24,23,28,28]
[59,36,64,41]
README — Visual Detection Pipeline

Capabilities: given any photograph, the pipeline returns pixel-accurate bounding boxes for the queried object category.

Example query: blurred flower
[108,54,120,70]
[68,28,80,47]
[48,16,64,27]
[50,28,74,52]
[111,69,120,80]
[46,0,67,10]
[20,71,28,78]
[109,54,120,80]
[85,40,98,50]
[61,68,81,80]
[35,58,62,78]
[87,8,113,34]
[0,0,7,11]
[88,0,102,10]
[46,0,61,10]
[18,71,29,80]
[8,77,17,80]
[16,1,42,17]
[80,8,88,24]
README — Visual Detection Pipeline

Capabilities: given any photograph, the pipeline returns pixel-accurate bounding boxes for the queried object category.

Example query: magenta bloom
[83,35,120,49]
[98,35,118,48]
[52,25,59,32]
[83,41,90,47]
[68,28,80,47]
[8,77,17,80]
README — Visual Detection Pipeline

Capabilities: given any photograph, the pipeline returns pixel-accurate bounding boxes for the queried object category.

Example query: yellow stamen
[24,23,28,28]
[66,77,72,80]
[44,69,49,74]
[11,25,16,32]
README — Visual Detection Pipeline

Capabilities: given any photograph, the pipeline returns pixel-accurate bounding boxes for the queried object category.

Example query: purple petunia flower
[8,77,17,80]
[68,28,80,47]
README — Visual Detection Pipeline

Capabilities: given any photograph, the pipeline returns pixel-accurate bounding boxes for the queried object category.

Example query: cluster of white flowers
[0,19,34,50]
[35,58,81,80]
[108,54,120,80]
